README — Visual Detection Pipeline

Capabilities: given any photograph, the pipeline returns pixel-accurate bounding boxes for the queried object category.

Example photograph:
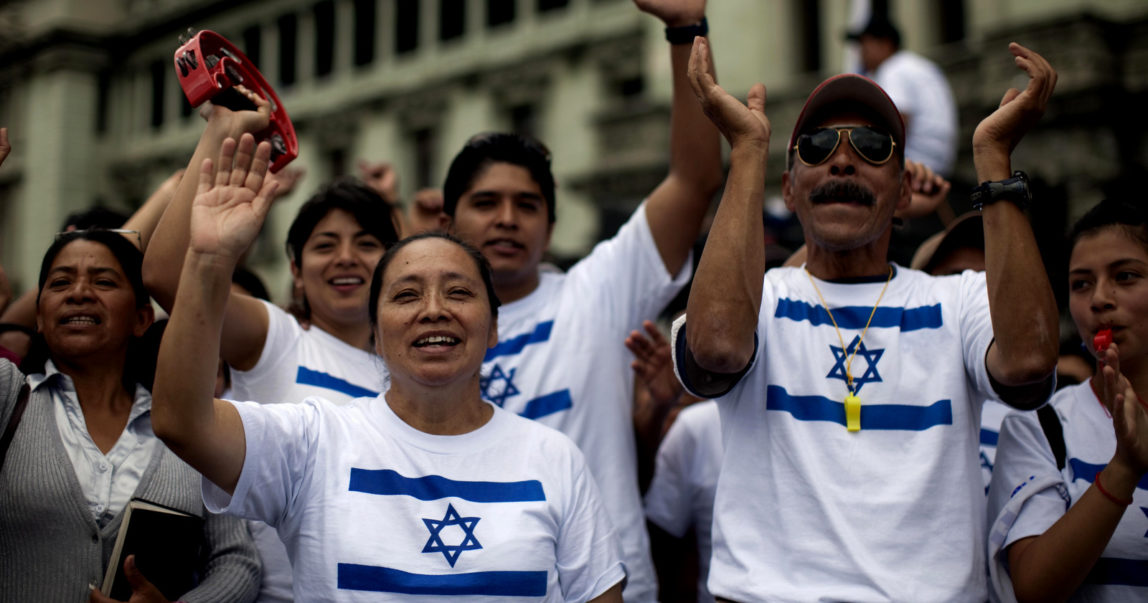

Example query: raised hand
[0,127,10,169]
[266,165,306,202]
[626,321,683,407]
[898,159,952,219]
[357,160,399,203]
[202,84,272,140]
[973,43,1057,163]
[189,133,279,261]
[633,0,705,27]
[688,37,770,151]
[1101,344,1148,477]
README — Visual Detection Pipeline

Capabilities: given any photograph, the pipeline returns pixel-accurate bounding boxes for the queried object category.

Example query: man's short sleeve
[671,314,757,400]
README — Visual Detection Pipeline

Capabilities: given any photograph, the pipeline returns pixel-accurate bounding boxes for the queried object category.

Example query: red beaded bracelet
[1094,470,1134,507]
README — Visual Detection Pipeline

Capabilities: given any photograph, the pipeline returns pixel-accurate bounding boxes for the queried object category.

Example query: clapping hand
[626,321,684,407]
[687,37,770,152]
[1099,344,1148,478]
[898,160,952,219]
[973,43,1057,170]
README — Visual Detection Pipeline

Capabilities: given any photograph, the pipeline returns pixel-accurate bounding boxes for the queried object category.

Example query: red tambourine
[173,30,298,172]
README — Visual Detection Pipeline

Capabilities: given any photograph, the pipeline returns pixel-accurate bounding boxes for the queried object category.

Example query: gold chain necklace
[804,265,894,432]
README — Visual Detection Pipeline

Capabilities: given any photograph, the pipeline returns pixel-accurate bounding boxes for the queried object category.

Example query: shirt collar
[30,359,153,421]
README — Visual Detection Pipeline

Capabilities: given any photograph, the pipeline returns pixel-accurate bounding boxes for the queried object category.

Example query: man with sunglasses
[671,39,1059,601]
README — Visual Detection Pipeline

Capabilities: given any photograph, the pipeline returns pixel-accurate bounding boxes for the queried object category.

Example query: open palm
[190,134,279,261]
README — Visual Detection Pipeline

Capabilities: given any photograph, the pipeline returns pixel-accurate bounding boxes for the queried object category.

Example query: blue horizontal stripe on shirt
[980,428,1000,447]
[1069,458,1148,490]
[485,321,554,361]
[348,469,546,502]
[766,385,953,431]
[520,389,572,420]
[1084,558,1148,587]
[338,564,548,596]
[295,367,378,398]
[774,299,943,331]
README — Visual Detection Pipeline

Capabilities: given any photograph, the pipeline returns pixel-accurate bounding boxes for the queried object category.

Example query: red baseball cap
[787,74,905,169]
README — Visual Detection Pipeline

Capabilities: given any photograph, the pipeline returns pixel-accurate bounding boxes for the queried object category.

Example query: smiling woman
[0,229,260,603]
[152,138,626,602]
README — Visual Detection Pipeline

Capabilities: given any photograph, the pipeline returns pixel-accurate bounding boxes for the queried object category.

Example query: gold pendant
[845,394,861,432]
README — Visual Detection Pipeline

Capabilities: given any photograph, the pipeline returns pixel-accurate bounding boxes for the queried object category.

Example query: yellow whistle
[845,394,861,432]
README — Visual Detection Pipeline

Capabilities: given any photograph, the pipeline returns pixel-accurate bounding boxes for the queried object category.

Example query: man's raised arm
[634,0,723,275]
[681,38,770,388]
[973,43,1059,408]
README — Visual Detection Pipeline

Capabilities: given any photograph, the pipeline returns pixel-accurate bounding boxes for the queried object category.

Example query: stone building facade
[1,0,1146,302]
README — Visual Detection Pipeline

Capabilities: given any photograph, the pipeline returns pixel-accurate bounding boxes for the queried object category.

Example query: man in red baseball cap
[671,37,1060,601]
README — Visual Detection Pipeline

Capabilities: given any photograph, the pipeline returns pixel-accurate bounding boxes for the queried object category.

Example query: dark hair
[285,178,401,318]
[232,265,271,301]
[1069,199,1148,254]
[368,232,501,331]
[442,132,556,224]
[61,206,131,231]
[23,229,153,389]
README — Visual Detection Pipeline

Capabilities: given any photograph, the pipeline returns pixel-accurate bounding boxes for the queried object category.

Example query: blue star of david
[422,503,482,567]
[826,335,884,394]
[480,364,519,407]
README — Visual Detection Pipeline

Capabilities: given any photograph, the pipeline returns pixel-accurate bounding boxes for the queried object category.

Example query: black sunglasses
[793,126,896,167]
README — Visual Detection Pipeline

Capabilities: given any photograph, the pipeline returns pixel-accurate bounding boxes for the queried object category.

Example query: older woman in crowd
[151,135,625,601]
[0,229,259,603]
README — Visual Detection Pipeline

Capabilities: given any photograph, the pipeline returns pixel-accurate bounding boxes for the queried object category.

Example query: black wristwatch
[970,170,1030,211]
[665,17,708,44]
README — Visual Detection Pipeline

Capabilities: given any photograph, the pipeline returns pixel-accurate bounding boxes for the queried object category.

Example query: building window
[242,25,262,68]
[396,0,419,54]
[510,104,537,140]
[440,0,466,41]
[328,147,348,178]
[353,0,377,66]
[314,1,336,77]
[537,0,568,12]
[938,0,965,44]
[96,70,111,133]
[413,128,437,188]
[278,13,298,86]
[794,0,821,73]
[150,60,166,130]
[487,0,515,28]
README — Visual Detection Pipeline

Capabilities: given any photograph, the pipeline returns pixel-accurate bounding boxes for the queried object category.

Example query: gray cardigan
[0,359,260,603]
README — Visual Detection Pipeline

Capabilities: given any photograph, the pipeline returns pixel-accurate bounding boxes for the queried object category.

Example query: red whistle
[1093,328,1112,354]
[173,30,298,173]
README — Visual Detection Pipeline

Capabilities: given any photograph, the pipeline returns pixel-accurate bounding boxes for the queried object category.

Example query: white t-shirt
[204,397,625,602]
[230,300,389,602]
[480,202,689,602]
[643,400,722,603]
[231,300,388,405]
[868,50,958,176]
[674,266,1001,602]
[987,382,1148,602]
[980,399,1012,493]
